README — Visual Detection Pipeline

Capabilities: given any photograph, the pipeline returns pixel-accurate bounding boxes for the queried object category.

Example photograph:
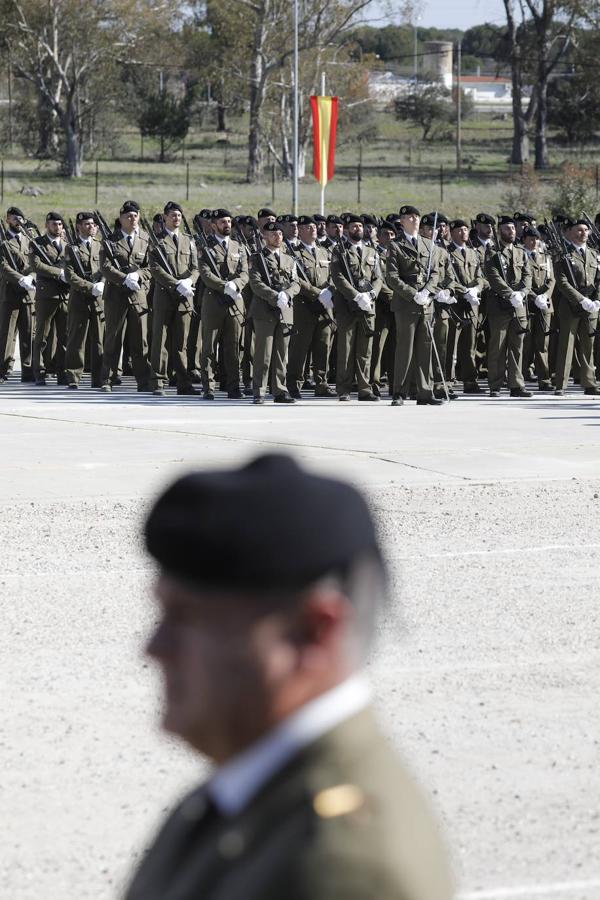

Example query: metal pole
[413,24,418,84]
[1,160,4,206]
[95,159,99,205]
[186,162,190,201]
[456,42,462,173]
[440,164,444,203]
[7,51,13,153]
[320,71,326,216]
[292,0,299,215]
[357,142,362,205]
[271,163,276,204]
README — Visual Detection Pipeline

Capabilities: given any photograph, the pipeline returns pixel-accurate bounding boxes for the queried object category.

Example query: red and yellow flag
[310,95,338,188]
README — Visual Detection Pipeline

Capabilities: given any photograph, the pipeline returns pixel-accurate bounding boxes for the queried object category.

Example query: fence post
[357,142,363,205]
[95,160,99,205]
[140,132,144,161]
[440,164,444,203]
[596,163,599,200]
[0,160,4,205]
[271,164,275,204]
[186,162,190,202]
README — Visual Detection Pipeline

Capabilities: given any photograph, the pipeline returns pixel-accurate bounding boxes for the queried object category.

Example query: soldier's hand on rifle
[318,287,333,309]
[92,281,105,297]
[580,298,596,313]
[18,275,35,293]
[435,289,456,304]
[124,272,140,291]
[414,289,430,307]
[59,269,68,283]
[509,291,524,309]
[534,294,550,311]
[464,287,480,307]
[276,291,290,310]
[224,281,240,300]
[355,292,373,312]
[176,278,194,300]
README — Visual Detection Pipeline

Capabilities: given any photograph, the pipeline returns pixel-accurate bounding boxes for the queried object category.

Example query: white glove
[355,292,373,312]
[124,273,140,291]
[224,280,239,299]
[509,291,524,309]
[18,275,35,292]
[464,286,479,302]
[534,294,549,311]
[59,269,68,283]
[593,301,600,313]
[581,298,595,313]
[276,291,289,310]
[176,278,193,296]
[91,281,105,297]
[467,296,480,309]
[414,289,430,307]
[318,287,333,309]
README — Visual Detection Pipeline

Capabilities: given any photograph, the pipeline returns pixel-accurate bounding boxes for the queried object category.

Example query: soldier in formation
[1,201,599,404]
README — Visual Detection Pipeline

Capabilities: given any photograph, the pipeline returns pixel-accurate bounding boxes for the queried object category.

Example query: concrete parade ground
[2,371,600,900]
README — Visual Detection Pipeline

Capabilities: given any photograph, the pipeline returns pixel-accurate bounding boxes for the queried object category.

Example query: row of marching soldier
[1,201,599,404]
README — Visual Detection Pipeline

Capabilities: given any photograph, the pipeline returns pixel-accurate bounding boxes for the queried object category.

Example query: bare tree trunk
[64,114,82,177]
[217,102,226,131]
[504,0,529,164]
[534,78,548,169]
[246,13,267,182]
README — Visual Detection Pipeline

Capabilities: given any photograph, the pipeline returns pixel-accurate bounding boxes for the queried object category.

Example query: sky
[366,0,507,31]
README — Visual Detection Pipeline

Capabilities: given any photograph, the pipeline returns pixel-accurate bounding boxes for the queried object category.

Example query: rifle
[140,215,197,318]
[64,227,105,323]
[489,223,528,336]
[191,214,245,327]
[334,237,375,338]
[22,221,70,299]
[251,225,294,337]
[93,211,147,319]
[546,216,598,336]
[434,239,469,330]
[421,211,451,401]
[0,221,36,304]
[283,237,336,333]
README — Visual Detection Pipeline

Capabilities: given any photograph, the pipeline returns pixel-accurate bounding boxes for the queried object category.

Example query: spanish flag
[310,95,338,188]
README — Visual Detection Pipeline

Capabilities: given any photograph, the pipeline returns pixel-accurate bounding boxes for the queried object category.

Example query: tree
[137,83,194,162]
[395,84,452,140]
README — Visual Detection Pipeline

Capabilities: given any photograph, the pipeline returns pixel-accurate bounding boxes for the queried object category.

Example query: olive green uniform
[149,231,199,391]
[369,243,395,395]
[0,230,34,381]
[386,233,440,400]
[99,230,152,390]
[554,243,600,391]
[484,243,532,392]
[125,708,453,900]
[431,244,455,394]
[286,243,334,396]
[29,235,69,383]
[198,235,249,394]
[523,247,555,387]
[248,248,299,399]
[64,237,104,386]
[330,242,382,397]
[446,243,485,390]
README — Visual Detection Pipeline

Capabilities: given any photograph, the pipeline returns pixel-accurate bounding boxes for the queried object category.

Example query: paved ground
[2,376,600,900]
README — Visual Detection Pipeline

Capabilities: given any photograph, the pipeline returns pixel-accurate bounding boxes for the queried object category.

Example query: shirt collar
[207,674,371,817]
[403,230,417,244]
[301,241,316,251]
[121,229,137,240]
[165,228,179,237]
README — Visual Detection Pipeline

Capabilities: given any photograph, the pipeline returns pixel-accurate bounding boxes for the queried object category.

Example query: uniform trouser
[101,295,151,388]
[487,307,527,391]
[554,298,598,390]
[392,304,434,400]
[252,317,289,398]
[457,311,480,385]
[150,295,193,390]
[201,298,243,393]
[433,313,449,390]
[287,302,331,394]
[335,314,374,396]
[370,303,394,389]
[523,309,552,385]
[0,298,34,378]
[33,297,68,379]
[64,296,104,385]
[187,304,202,373]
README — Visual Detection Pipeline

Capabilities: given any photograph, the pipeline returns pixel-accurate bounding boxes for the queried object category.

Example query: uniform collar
[207,674,371,817]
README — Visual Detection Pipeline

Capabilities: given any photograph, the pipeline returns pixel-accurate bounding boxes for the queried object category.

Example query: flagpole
[320,71,326,216]
[292,0,299,215]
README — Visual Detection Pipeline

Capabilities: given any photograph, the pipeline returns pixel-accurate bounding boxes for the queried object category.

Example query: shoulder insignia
[313,784,365,819]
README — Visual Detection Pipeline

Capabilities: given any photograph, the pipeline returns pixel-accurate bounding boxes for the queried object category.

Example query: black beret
[145,454,383,590]
[244,215,258,228]
[386,213,400,222]
[522,225,540,239]
[120,200,140,215]
[379,222,397,232]
[281,213,298,223]
[46,211,63,222]
[326,214,343,225]
[313,214,326,223]
[399,205,420,217]
[76,211,96,223]
[257,207,276,219]
[514,211,534,223]
[567,218,588,228]
[437,213,449,225]
[362,214,377,226]
[552,213,569,226]
[7,206,25,218]
[345,213,363,225]
[153,213,164,223]
[262,221,283,232]
[475,212,495,225]
[420,213,439,227]
[498,214,515,226]
[449,219,468,230]
[199,208,212,219]
[164,201,183,214]
[297,215,316,226]
[211,208,232,219]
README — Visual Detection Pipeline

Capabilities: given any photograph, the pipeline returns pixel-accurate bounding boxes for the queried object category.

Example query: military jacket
[149,231,199,308]
[292,244,331,310]
[385,233,440,312]
[526,248,555,313]
[125,708,454,900]
[198,236,249,314]
[64,238,102,299]
[29,234,68,301]
[432,243,455,321]
[446,243,485,313]
[374,244,393,308]
[100,230,152,303]
[248,247,299,326]
[330,241,382,322]
[0,230,34,305]
[484,242,532,312]
[554,243,600,313]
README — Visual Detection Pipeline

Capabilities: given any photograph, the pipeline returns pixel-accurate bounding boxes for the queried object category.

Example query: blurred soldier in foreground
[125,453,454,900]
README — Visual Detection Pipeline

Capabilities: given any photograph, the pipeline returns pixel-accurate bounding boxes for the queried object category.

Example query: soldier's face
[568,224,588,246]
[500,224,516,243]
[420,225,434,239]
[378,228,395,247]
[78,219,96,239]
[46,219,63,237]
[439,222,449,240]
[523,236,538,252]
[451,226,469,244]
[316,221,326,238]
[298,223,316,244]
[264,229,283,248]
[165,210,182,231]
[153,219,164,235]
[120,211,139,233]
[215,217,232,237]
[326,223,343,239]
[7,214,23,231]
[476,223,492,240]
[147,575,298,761]
[283,222,298,240]
[348,222,363,241]
[400,214,419,235]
